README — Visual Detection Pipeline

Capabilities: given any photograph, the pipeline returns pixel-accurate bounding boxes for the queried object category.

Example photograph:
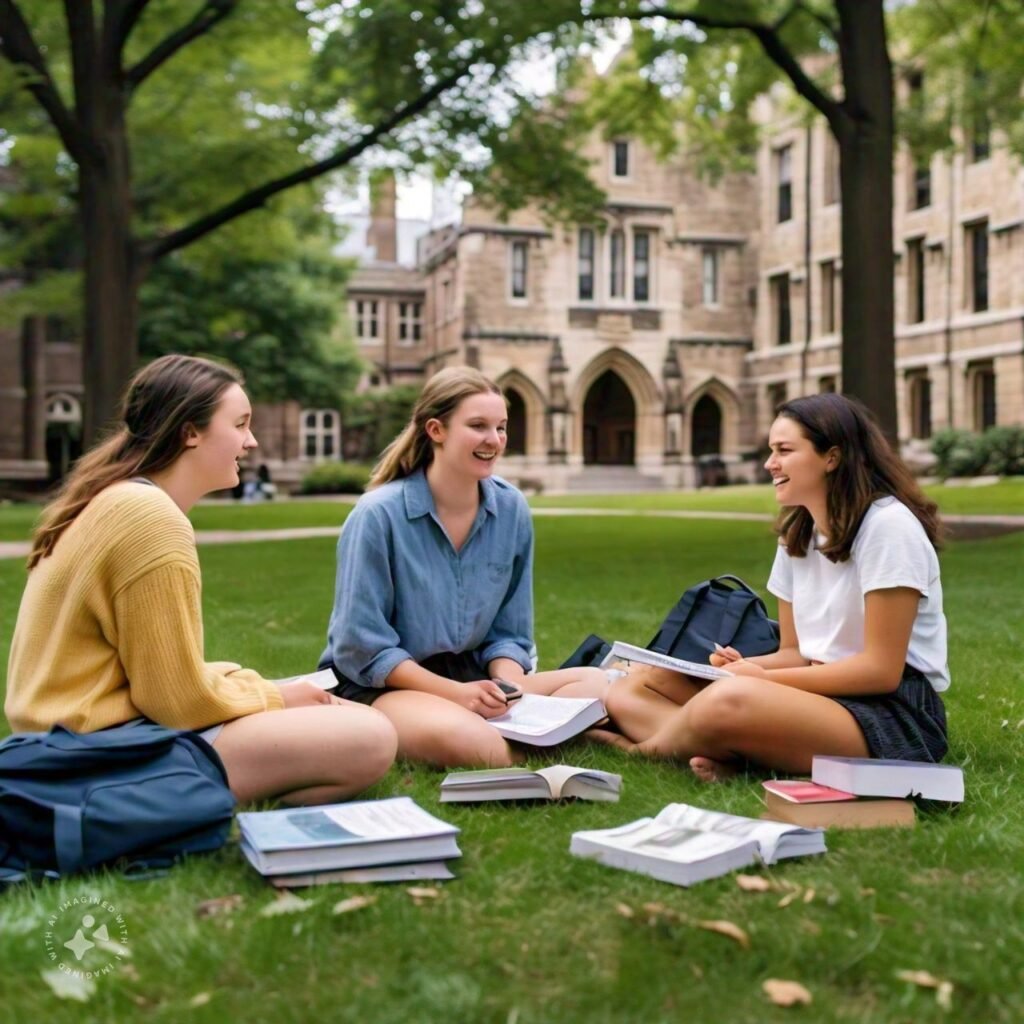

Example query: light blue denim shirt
[318,469,534,690]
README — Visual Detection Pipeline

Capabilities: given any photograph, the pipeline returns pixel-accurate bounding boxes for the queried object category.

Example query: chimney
[366,172,398,263]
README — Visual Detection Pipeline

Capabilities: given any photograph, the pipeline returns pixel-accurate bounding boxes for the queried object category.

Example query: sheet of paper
[273,667,337,690]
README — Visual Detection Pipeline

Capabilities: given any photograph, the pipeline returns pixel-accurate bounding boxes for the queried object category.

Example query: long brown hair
[775,393,943,561]
[28,354,242,568]
[369,367,503,488]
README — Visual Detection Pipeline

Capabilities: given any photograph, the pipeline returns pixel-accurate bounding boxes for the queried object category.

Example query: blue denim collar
[403,467,498,520]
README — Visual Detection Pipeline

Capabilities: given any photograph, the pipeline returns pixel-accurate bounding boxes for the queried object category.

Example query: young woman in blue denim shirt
[319,368,607,767]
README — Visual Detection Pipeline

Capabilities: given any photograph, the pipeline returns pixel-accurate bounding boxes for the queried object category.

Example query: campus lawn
[0,477,1019,543]
[1,515,1022,1023]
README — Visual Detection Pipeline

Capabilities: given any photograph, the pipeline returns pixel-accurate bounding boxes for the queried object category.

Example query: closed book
[570,802,825,888]
[812,756,964,803]
[762,782,915,830]
[599,641,729,682]
[440,764,621,803]
[487,695,607,747]
[237,797,461,876]
[256,857,457,889]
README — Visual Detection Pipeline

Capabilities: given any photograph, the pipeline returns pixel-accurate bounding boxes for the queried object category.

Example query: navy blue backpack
[0,722,236,883]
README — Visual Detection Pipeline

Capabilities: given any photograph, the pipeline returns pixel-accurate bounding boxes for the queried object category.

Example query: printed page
[601,642,729,681]
[581,818,752,861]
[321,796,457,839]
[487,694,599,737]
[273,667,337,690]
[538,764,619,796]
[653,803,812,863]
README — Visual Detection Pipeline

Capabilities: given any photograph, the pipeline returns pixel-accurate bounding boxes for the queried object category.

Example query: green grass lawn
[1,516,1023,1022]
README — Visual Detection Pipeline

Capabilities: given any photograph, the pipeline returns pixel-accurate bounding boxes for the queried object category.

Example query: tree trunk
[835,0,898,441]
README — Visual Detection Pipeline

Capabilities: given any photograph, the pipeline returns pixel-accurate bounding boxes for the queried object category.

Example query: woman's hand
[278,680,345,708]
[726,659,769,679]
[453,680,512,719]
[709,645,742,668]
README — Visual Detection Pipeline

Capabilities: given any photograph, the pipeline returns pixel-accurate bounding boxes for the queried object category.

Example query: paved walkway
[2,507,1021,561]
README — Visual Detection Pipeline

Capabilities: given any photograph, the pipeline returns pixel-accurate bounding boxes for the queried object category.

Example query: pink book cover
[762,779,857,804]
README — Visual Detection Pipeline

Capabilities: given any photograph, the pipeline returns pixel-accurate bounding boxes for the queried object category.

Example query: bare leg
[374,690,523,768]
[518,666,611,699]
[598,666,705,744]
[212,703,398,805]
[633,675,870,780]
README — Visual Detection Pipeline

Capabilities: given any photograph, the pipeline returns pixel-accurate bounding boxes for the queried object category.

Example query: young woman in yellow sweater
[5,355,397,804]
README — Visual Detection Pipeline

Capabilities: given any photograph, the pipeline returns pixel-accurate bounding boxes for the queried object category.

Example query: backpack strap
[53,803,85,876]
[648,581,710,654]
[717,587,763,646]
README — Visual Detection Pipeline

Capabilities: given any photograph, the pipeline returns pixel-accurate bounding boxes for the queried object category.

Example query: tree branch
[110,0,155,53]
[124,0,238,94]
[590,4,844,130]
[0,0,85,160]
[141,61,475,265]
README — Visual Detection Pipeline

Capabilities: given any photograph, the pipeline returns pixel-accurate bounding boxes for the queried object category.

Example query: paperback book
[260,859,456,889]
[487,694,607,747]
[599,641,730,682]
[237,797,461,876]
[762,779,915,830]
[440,765,622,803]
[570,802,825,888]
[811,756,964,803]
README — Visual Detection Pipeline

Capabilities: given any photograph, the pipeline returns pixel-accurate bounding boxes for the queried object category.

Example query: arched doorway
[691,394,722,456]
[45,392,83,483]
[505,389,527,455]
[583,370,636,465]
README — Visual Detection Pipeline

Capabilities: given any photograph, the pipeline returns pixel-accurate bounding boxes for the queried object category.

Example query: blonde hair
[369,367,503,488]
[28,355,241,568]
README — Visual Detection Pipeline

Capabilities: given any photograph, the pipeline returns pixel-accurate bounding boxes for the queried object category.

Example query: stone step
[565,466,665,492]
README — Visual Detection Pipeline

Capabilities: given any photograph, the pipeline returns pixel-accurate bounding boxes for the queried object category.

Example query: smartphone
[492,679,523,700]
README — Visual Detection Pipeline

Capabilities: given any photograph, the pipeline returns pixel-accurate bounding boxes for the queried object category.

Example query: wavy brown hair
[775,393,943,561]
[369,367,503,488]
[28,354,241,568]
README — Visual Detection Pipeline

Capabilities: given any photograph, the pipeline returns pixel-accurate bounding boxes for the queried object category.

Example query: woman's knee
[684,676,760,744]
[335,705,398,782]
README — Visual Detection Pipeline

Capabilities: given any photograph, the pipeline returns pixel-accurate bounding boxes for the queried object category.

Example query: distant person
[595,393,950,781]
[319,367,608,768]
[6,354,396,804]
[256,463,276,500]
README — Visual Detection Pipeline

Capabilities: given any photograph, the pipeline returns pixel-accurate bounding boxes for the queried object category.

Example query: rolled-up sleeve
[478,497,534,672]
[326,504,414,688]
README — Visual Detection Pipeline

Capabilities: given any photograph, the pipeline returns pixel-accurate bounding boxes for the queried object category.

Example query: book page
[538,764,619,797]
[601,642,729,681]
[653,803,813,863]
[486,694,600,737]
[581,818,753,862]
[322,797,456,839]
[272,667,336,690]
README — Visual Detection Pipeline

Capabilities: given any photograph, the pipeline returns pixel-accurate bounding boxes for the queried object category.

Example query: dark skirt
[326,651,484,706]
[832,664,948,762]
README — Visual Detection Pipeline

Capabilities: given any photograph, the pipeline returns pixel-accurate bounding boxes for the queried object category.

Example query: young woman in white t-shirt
[596,393,949,781]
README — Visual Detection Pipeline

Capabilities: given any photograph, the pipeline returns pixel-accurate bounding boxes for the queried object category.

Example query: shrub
[930,425,1024,477]
[301,461,371,494]
[978,426,1024,476]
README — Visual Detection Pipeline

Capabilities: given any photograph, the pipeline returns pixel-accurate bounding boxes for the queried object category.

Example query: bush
[931,425,1024,477]
[300,461,371,494]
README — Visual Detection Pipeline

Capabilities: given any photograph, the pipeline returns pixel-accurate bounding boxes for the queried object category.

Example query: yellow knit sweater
[5,481,285,733]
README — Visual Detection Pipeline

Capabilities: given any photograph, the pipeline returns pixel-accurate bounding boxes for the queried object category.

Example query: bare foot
[689,755,740,782]
[585,728,640,754]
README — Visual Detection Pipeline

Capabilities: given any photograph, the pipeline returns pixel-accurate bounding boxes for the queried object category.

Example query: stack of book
[238,796,462,889]
[569,802,826,888]
[761,756,965,830]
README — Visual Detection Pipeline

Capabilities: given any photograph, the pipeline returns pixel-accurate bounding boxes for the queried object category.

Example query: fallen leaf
[736,874,772,892]
[642,901,668,915]
[777,890,800,909]
[259,892,314,917]
[798,919,822,936]
[860,887,877,897]
[614,902,635,919]
[406,886,441,901]
[690,963,704,980]
[196,894,244,919]
[40,969,95,1002]
[119,963,141,982]
[189,992,212,1008]
[696,919,750,949]
[896,968,955,1009]
[333,894,377,916]
[763,979,812,1007]
[802,888,816,904]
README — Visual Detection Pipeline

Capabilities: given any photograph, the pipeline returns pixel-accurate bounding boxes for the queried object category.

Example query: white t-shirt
[766,497,950,692]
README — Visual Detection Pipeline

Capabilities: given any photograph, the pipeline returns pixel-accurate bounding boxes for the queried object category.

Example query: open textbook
[238,797,462,875]
[487,694,607,747]
[440,765,621,803]
[570,802,825,887]
[599,642,730,682]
